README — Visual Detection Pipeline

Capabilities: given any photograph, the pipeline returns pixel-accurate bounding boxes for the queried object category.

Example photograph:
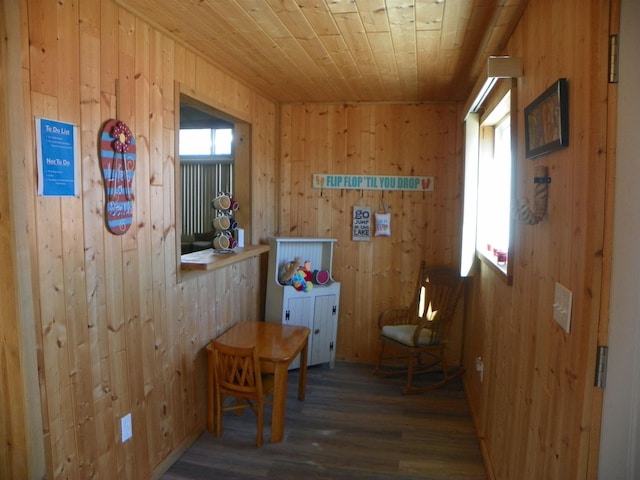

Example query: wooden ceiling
[116,0,528,103]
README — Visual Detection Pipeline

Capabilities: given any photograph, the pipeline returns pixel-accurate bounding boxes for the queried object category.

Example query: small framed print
[352,206,371,242]
[524,78,569,159]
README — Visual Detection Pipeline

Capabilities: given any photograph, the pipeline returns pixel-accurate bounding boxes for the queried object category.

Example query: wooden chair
[373,262,465,394]
[207,340,274,446]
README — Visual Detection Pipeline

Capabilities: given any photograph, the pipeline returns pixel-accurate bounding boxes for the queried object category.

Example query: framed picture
[524,78,569,159]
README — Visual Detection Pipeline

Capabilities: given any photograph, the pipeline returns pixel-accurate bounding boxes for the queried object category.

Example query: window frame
[463,78,516,285]
[175,86,252,278]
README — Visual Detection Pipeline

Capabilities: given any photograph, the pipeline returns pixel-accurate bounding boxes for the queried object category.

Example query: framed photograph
[524,78,569,159]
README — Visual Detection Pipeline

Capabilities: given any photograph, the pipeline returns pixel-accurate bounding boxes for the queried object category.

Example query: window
[179,126,233,249]
[176,91,252,270]
[179,101,234,254]
[179,128,233,156]
[461,80,515,283]
[476,92,512,273]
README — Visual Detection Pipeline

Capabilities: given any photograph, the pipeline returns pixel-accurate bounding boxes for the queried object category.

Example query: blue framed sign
[35,118,80,197]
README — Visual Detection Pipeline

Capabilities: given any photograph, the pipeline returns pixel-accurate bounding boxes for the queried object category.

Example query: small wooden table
[207,321,310,443]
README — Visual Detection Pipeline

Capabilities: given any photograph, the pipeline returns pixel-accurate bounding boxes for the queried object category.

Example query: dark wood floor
[161,362,486,480]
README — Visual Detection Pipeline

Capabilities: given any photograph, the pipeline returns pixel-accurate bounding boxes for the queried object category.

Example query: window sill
[181,244,270,271]
[476,250,512,285]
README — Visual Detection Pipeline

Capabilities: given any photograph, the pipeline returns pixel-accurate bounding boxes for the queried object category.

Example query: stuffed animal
[292,271,313,292]
[279,257,301,285]
[279,257,314,292]
[302,260,330,285]
[293,259,313,292]
[312,269,330,285]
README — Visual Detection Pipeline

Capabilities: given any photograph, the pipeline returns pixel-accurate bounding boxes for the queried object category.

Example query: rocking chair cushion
[381,324,435,347]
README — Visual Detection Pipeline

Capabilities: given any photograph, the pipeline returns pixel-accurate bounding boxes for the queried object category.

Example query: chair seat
[381,324,435,347]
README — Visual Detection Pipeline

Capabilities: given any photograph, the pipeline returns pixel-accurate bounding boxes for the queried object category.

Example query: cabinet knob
[314,329,320,335]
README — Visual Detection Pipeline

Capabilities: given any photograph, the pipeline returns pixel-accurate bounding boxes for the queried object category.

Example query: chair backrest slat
[213,341,263,399]
[412,262,464,345]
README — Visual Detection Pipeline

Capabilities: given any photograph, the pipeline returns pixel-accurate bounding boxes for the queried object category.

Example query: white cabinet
[265,237,340,369]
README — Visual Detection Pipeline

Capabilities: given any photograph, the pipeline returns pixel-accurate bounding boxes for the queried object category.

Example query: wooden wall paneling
[0,1,29,476]
[149,29,164,188]
[94,82,121,479]
[161,36,176,128]
[233,121,252,243]
[31,91,74,479]
[328,105,355,360]
[150,186,171,459]
[7,1,276,478]
[164,129,184,450]
[298,104,314,235]
[176,277,199,440]
[570,3,611,477]
[49,0,93,473]
[99,2,135,466]
[122,249,149,479]
[344,104,369,361]
[461,1,615,478]
[79,10,108,466]
[79,0,100,38]
[278,102,462,363]
[278,104,293,235]
[117,13,138,253]
[27,0,56,97]
[5,3,48,476]
[304,104,325,236]
[288,105,305,235]
[102,223,127,476]
[166,283,186,448]
[156,34,179,470]
[162,126,177,285]
[591,0,620,472]
[398,104,422,270]
[250,93,277,242]
[100,0,118,96]
[370,104,400,357]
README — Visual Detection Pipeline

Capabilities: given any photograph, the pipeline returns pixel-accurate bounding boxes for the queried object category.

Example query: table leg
[206,345,215,432]
[270,363,288,443]
[298,337,308,401]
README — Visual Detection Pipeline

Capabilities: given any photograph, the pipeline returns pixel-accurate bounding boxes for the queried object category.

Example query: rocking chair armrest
[378,307,412,330]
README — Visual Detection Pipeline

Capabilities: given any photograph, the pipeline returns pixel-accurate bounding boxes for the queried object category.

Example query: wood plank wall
[2,0,278,478]
[462,0,614,478]
[278,102,464,365]
[2,0,618,479]
[0,2,29,478]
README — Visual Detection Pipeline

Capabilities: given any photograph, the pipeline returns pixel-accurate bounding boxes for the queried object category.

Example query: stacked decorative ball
[211,193,239,250]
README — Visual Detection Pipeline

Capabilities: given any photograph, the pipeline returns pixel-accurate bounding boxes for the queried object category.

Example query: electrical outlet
[553,282,572,333]
[121,413,132,443]
[475,356,484,382]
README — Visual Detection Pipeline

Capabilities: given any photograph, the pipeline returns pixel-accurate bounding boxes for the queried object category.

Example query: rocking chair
[374,262,465,394]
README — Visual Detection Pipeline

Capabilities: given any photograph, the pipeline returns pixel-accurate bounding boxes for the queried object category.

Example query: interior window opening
[179,98,234,255]
[476,90,512,275]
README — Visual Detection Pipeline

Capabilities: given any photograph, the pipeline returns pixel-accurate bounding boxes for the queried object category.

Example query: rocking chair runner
[374,262,465,394]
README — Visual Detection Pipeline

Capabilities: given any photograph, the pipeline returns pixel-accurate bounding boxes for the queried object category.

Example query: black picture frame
[524,78,569,159]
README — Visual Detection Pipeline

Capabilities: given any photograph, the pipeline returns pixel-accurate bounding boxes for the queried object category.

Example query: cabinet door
[285,296,314,369]
[311,294,338,366]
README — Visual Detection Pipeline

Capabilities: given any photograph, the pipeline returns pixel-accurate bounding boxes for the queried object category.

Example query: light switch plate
[553,282,572,333]
[121,413,132,442]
